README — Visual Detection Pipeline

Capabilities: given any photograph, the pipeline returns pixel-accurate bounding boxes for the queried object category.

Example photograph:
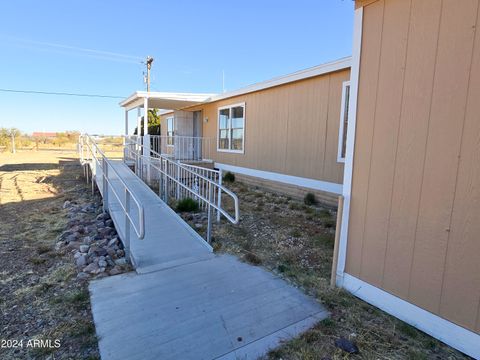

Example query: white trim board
[341,274,480,359]
[336,7,364,281]
[214,163,343,195]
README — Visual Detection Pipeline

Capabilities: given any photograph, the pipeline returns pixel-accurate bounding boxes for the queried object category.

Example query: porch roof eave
[119,91,216,112]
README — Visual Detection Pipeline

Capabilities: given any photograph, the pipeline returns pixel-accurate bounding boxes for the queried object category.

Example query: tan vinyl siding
[348,0,480,333]
[192,69,349,185]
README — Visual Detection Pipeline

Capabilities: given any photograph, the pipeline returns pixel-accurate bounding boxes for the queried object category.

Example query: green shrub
[223,171,235,183]
[304,192,317,206]
[176,198,199,212]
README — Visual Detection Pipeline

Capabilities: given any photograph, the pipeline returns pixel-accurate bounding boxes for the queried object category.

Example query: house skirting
[214,163,342,207]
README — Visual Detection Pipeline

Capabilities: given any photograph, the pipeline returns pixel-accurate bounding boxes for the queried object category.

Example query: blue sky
[0,1,354,135]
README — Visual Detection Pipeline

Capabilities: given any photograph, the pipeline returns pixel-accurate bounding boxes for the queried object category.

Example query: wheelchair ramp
[95,160,213,273]
[81,136,328,360]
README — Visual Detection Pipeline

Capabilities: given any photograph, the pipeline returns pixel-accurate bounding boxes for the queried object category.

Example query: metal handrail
[124,140,239,242]
[135,134,213,162]
[80,135,145,245]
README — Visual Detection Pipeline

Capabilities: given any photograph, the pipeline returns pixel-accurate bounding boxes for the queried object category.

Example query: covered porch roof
[119,91,216,111]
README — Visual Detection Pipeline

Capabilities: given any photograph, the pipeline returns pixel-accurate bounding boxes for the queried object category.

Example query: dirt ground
[181,180,471,360]
[0,150,99,359]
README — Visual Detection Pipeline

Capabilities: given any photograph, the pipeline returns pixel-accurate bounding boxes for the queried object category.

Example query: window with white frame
[217,103,245,152]
[166,116,174,146]
[337,81,350,162]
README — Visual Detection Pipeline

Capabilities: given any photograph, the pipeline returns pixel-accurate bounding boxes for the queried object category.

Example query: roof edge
[206,56,352,103]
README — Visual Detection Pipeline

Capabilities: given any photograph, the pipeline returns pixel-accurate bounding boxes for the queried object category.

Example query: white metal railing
[147,135,213,162]
[124,140,239,243]
[79,134,145,259]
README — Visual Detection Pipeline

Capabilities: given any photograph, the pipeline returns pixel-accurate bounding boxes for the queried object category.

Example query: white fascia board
[119,91,216,110]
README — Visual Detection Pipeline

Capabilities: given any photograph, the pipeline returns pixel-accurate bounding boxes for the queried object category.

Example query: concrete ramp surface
[89,255,328,360]
[83,147,328,359]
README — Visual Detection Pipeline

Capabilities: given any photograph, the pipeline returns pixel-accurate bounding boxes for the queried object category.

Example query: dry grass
[0,150,100,359]
[182,181,470,360]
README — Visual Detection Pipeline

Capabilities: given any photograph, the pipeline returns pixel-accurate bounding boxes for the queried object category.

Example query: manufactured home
[120,58,351,206]
[337,0,480,358]
[118,0,480,356]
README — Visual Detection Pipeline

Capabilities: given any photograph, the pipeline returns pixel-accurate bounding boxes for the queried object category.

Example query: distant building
[32,132,57,138]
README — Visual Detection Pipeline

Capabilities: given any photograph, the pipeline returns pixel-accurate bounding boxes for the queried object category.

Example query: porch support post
[137,107,142,173]
[123,109,128,161]
[124,109,129,136]
[143,97,151,184]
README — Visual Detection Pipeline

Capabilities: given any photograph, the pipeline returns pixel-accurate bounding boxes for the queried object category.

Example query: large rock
[76,255,87,268]
[83,236,93,245]
[108,238,119,247]
[58,230,73,241]
[334,338,359,354]
[114,258,127,266]
[88,246,108,257]
[96,213,109,221]
[83,262,99,274]
[108,266,122,276]
[106,248,116,258]
[77,272,89,280]
[66,233,79,243]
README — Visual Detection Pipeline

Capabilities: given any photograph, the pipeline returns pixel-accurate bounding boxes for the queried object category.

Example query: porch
[120,91,215,163]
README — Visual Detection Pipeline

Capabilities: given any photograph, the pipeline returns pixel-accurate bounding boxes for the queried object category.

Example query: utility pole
[145,56,154,92]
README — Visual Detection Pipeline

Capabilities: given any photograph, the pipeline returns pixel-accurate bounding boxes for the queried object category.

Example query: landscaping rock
[88,246,108,257]
[334,338,359,354]
[109,266,122,276]
[66,233,79,243]
[66,241,81,251]
[105,219,113,227]
[96,213,108,221]
[106,247,116,258]
[76,272,90,280]
[83,236,93,244]
[98,259,107,268]
[79,245,89,253]
[108,238,118,247]
[75,255,87,268]
[58,230,73,241]
[83,263,99,274]
[114,258,127,266]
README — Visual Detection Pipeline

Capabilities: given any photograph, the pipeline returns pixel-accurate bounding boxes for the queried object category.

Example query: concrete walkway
[88,159,328,360]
